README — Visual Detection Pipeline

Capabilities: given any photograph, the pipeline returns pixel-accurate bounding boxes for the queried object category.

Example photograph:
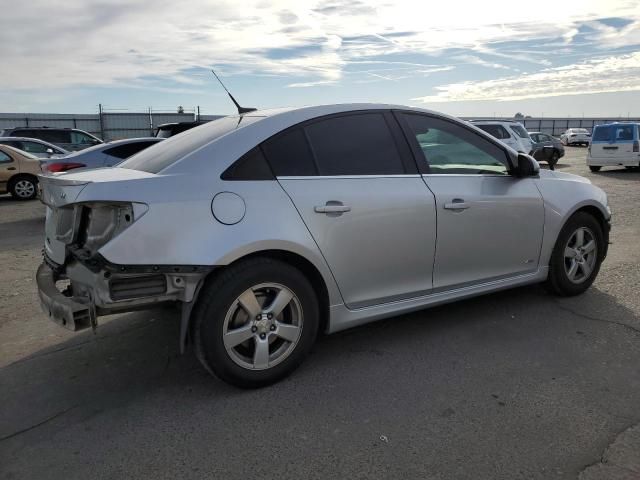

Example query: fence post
[98,103,105,140]
[25,117,29,127]
[197,105,200,121]
[148,107,153,136]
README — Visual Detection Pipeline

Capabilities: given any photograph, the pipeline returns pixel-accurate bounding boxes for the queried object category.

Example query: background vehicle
[155,121,213,138]
[37,104,610,388]
[587,122,639,172]
[561,128,591,146]
[529,132,564,169]
[0,127,102,151]
[469,120,533,153]
[0,137,69,158]
[44,137,163,172]
[0,144,42,199]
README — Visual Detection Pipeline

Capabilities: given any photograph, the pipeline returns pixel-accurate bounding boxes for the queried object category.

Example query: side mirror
[45,148,54,157]
[515,153,539,177]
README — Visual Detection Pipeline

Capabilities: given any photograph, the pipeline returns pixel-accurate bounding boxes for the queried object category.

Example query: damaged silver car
[37,104,611,387]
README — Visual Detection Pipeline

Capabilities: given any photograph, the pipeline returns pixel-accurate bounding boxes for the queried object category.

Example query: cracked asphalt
[1,147,639,479]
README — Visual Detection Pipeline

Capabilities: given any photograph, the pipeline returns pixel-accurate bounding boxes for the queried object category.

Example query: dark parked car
[44,138,163,172]
[0,127,102,151]
[529,132,564,169]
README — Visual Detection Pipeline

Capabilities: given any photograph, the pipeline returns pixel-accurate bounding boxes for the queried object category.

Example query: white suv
[469,120,534,154]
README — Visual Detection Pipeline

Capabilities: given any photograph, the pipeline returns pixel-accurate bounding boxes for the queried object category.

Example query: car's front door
[263,112,437,309]
[0,150,17,193]
[398,113,545,291]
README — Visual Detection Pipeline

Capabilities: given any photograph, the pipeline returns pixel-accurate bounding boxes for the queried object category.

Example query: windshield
[120,115,263,173]
[509,124,530,139]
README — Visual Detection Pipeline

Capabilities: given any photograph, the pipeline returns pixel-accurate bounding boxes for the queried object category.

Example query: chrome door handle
[314,203,351,214]
[443,199,470,210]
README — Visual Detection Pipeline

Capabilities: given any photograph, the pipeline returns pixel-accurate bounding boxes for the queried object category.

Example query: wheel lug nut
[256,314,262,320]
[251,326,257,333]
[259,333,266,339]
[267,314,273,320]
[270,325,276,331]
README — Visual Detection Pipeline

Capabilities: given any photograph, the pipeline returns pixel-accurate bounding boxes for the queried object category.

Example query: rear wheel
[193,257,319,388]
[545,212,604,296]
[9,176,38,200]
[589,166,601,172]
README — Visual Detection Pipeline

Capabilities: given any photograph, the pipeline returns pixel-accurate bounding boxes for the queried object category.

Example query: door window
[305,113,405,175]
[0,151,12,163]
[476,124,511,139]
[262,128,317,176]
[36,130,71,144]
[70,131,95,145]
[509,124,530,138]
[21,141,50,154]
[402,114,510,175]
[104,141,157,159]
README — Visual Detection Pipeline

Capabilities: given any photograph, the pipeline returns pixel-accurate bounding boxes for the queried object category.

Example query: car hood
[539,169,591,184]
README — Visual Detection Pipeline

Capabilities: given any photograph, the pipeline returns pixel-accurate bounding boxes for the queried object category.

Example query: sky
[0,0,639,117]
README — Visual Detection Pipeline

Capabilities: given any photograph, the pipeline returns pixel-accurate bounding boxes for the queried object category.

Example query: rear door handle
[443,199,471,210]
[314,202,351,215]
[7,167,16,170]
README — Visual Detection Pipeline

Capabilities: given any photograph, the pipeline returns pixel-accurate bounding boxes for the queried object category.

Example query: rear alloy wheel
[193,258,319,388]
[10,177,37,200]
[589,166,601,172]
[545,212,604,296]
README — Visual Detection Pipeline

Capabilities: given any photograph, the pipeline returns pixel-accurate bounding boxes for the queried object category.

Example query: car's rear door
[264,111,437,309]
[398,112,544,290]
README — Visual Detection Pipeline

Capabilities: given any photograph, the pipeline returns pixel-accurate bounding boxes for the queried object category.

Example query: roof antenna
[211,69,257,114]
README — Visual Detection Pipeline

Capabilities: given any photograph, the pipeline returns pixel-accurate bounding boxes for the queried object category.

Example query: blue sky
[0,0,639,116]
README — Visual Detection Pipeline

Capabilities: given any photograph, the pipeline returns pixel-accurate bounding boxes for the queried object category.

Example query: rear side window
[304,113,405,175]
[476,124,511,139]
[221,147,273,180]
[262,128,317,176]
[104,141,158,159]
[592,126,611,142]
[613,125,634,141]
[0,151,12,163]
[31,130,71,144]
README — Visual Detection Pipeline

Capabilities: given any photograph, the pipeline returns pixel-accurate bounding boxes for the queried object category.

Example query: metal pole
[197,105,200,121]
[98,103,105,140]
[148,107,153,136]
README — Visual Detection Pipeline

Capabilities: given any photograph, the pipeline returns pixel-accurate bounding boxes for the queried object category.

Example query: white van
[587,123,639,172]
[470,120,534,154]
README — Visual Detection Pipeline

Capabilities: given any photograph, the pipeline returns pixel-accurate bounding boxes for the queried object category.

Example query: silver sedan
[36,104,610,387]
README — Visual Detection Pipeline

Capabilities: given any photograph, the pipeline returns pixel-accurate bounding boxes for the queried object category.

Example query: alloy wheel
[222,283,303,370]
[14,180,35,198]
[563,227,597,284]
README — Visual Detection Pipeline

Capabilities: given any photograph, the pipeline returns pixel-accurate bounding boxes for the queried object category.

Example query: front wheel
[589,166,601,172]
[193,258,319,388]
[545,212,604,296]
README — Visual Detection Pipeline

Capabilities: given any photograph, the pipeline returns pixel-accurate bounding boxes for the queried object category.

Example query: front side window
[509,124,530,139]
[21,141,50,153]
[0,151,12,163]
[304,113,405,175]
[70,131,95,145]
[476,124,511,139]
[402,114,510,175]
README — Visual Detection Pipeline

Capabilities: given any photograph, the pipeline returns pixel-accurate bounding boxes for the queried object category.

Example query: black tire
[589,166,601,172]
[193,257,319,388]
[9,175,38,200]
[545,212,604,296]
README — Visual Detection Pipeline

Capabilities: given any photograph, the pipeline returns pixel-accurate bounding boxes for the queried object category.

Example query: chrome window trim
[276,174,422,180]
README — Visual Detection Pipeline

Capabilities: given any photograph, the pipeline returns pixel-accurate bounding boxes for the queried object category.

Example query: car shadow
[594,168,640,178]
[1,281,639,446]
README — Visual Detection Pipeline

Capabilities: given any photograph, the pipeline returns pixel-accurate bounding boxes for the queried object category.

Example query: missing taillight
[75,203,135,254]
[633,141,639,153]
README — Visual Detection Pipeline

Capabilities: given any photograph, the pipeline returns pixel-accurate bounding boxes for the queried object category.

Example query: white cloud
[413,52,640,103]
[0,0,638,93]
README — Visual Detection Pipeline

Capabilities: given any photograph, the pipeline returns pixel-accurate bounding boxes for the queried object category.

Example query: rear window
[104,140,159,159]
[613,124,635,141]
[509,124,530,139]
[476,124,511,139]
[120,115,262,173]
[592,126,611,142]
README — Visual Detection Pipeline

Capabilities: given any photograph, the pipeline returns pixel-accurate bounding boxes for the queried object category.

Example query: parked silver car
[0,137,69,158]
[43,137,164,172]
[36,104,611,387]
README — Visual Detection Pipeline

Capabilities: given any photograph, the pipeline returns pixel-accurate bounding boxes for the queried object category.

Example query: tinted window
[592,126,611,142]
[402,114,510,175]
[530,134,540,143]
[262,128,316,176]
[305,113,404,175]
[509,124,530,139]
[613,125,634,141]
[0,140,21,149]
[104,141,158,159]
[476,124,510,139]
[71,131,96,145]
[222,147,274,180]
[0,151,12,163]
[120,115,262,173]
[21,141,50,153]
[30,130,71,144]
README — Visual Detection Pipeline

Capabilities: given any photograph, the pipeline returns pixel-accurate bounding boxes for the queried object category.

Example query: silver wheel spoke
[275,322,301,342]
[267,288,294,317]
[224,326,255,348]
[564,247,577,259]
[238,289,261,318]
[574,228,585,247]
[580,261,593,278]
[253,339,270,369]
[583,240,596,254]
[567,260,579,280]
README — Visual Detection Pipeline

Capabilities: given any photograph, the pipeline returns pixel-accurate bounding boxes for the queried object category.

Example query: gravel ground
[0,147,639,480]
